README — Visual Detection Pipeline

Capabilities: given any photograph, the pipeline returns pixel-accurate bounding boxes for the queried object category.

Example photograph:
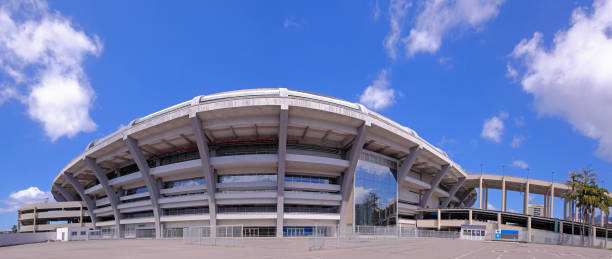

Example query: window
[218,174,276,183]
[285,175,337,184]
[80,231,86,235]
[71,231,77,236]
[164,177,205,188]
[124,186,148,196]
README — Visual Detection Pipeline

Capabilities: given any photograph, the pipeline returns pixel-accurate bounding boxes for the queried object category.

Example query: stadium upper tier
[49,88,475,238]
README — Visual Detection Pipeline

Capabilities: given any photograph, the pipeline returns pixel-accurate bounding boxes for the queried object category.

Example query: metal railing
[183,225,244,247]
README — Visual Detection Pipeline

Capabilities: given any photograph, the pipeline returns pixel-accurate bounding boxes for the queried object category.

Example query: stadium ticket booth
[460,225,486,241]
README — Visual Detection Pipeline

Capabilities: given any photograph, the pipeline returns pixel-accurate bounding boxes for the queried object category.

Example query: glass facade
[164,177,205,189]
[218,174,276,183]
[354,152,398,226]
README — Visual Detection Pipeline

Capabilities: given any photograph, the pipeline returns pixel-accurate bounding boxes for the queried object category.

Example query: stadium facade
[27,88,474,238]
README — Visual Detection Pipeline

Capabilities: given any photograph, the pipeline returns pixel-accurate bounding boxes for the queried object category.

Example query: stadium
[15,89,611,246]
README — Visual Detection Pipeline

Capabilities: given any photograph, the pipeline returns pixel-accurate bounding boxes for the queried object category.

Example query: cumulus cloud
[0,0,101,141]
[481,112,507,143]
[283,17,302,29]
[383,0,411,59]
[511,135,526,148]
[403,0,504,57]
[0,187,54,213]
[509,0,612,161]
[359,69,396,110]
[512,160,529,169]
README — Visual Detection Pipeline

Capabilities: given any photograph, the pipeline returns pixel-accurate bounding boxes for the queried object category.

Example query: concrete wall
[0,232,55,247]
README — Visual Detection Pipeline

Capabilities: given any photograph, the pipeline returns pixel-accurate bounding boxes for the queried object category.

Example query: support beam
[479,176,483,209]
[419,164,450,208]
[190,115,218,238]
[85,157,122,238]
[523,181,530,215]
[441,177,466,208]
[550,185,554,218]
[468,209,473,225]
[502,177,507,212]
[124,136,162,239]
[437,209,441,230]
[397,146,421,186]
[53,193,66,202]
[527,216,532,242]
[54,183,74,201]
[339,122,369,233]
[63,173,97,227]
[276,108,288,237]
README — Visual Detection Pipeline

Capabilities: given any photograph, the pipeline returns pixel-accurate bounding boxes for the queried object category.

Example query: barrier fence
[308,225,460,250]
[183,225,244,247]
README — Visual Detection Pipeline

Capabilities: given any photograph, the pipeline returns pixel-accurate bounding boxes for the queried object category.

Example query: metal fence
[308,225,459,250]
[183,225,244,247]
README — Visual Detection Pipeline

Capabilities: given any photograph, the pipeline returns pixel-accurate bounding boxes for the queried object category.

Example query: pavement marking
[453,246,487,259]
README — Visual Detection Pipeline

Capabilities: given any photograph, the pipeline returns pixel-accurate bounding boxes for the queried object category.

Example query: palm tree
[566,171,580,236]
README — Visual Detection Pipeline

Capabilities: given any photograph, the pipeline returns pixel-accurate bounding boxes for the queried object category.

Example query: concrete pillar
[527,216,532,242]
[63,173,97,227]
[190,115,218,238]
[85,157,122,238]
[550,185,554,218]
[544,193,548,217]
[276,107,288,237]
[479,176,483,209]
[501,177,507,212]
[420,165,451,208]
[469,209,473,225]
[339,122,369,233]
[523,181,530,215]
[497,213,502,229]
[33,207,37,233]
[559,221,564,234]
[483,189,489,210]
[437,209,441,230]
[441,177,466,208]
[80,204,84,227]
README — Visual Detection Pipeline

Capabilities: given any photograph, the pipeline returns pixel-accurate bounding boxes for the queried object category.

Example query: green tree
[11,225,17,233]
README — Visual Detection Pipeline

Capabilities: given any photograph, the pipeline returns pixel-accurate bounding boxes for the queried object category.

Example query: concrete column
[275,107,288,237]
[484,188,489,210]
[441,177,466,208]
[544,193,548,217]
[33,207,37,233]
[63,172,97,227]
[501,177,507,212]
[437,209,441,230]
[420,165,451,208]
[550,185,554,218]
[527,216,532,242]
[469,209,473,225]
[339,122,369,233]
[80,204,84,227]
[397,146,421,187]
[54,183,75,201]
[190,115,218,238]
[478,176,483,209]
[559,221,564,234]
[523,181,530,215]
[124,136,162,239]
[497,213,502,229]
[85,157,122,238]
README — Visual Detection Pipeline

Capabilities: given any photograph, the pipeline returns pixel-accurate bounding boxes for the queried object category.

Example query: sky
[1,0,612,230]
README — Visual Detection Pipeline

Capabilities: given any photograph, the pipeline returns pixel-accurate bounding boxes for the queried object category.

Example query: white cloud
[373,0,382,21]
[383,0,411,59]
[505,63,518,78]
[481,112,507,143]
[0,0,101,141]
[509,0,612,161]
[354,186,374,204]
[508,208,519,213]
[437,135,456,147]
[403,0,504,57]
[514,116,525,127]
[511,135,525,148]
[487,202,497,210]
[359,69,396,110]
[512,160,529,169]
[283,17,302,29]
[0,187,54,213]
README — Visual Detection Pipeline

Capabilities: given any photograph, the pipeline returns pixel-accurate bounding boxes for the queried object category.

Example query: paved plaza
[1,238,611,259]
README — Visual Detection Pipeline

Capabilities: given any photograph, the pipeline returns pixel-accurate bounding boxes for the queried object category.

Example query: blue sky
[1,0,612,229]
